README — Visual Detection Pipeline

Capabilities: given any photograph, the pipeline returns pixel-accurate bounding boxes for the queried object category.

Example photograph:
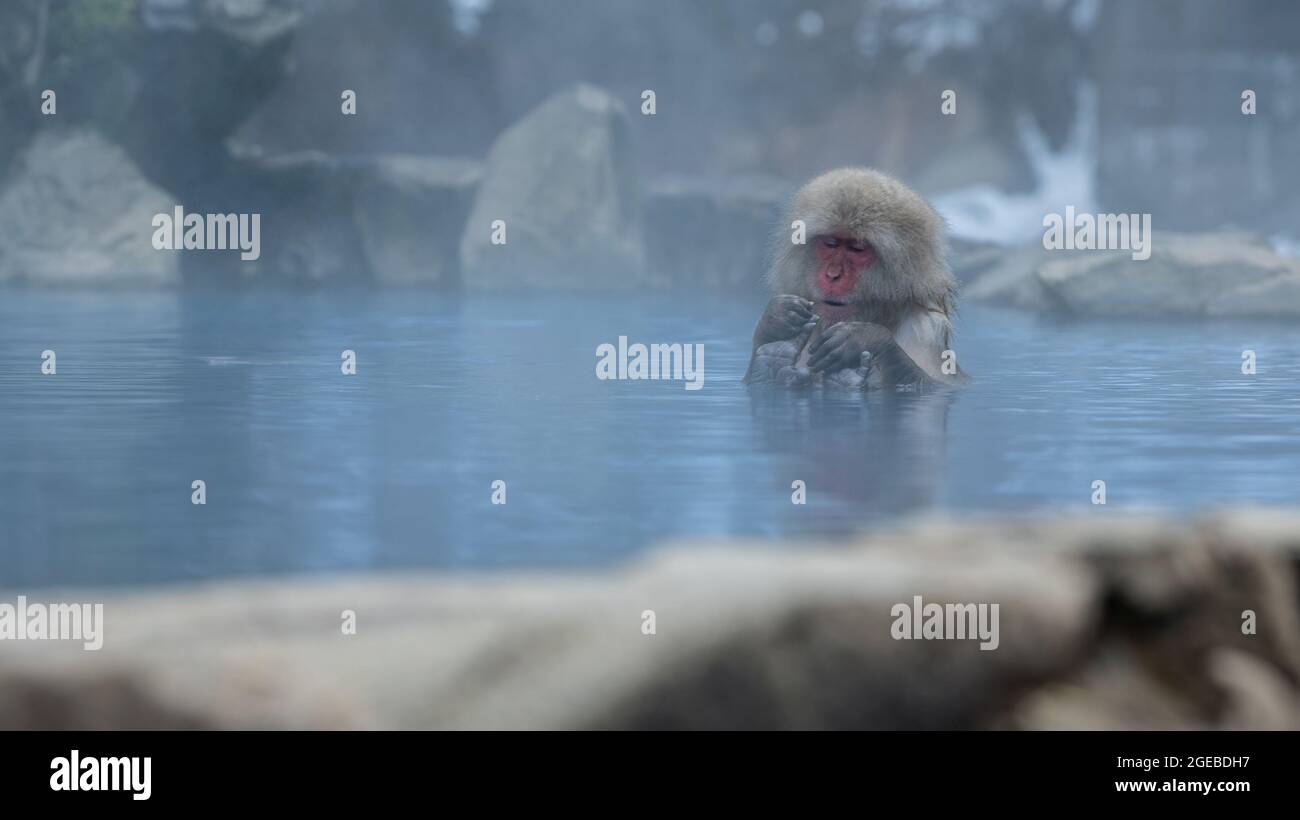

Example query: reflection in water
[747,387,955,519]
[3,289,1300,588]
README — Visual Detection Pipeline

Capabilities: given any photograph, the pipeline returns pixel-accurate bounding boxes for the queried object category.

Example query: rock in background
[213,149,372,285]
[172,150,483,286]
[230,0,500,158]
[352,156,481,288]
[460,85,646,291]
[475,0,1081,190]
[0,129,179,286]
[6,1,1300,291]
[128,0,303,202]
[964,232,1300,318]
[643,174,791,290]
[2,512,1298,730]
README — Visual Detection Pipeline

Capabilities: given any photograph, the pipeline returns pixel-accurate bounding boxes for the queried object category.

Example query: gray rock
[142,0,306,45]
[352,156,481,287]
[127,0,304,206]
[214,148,368,284]
[230,0,498,158]
[0,530,1096,730]
[965,232,1300,318]
[460,84,646,290]
[0,130,180,287]
[643,174,791,289]
[960,242,1058,309]
[947,236,1007,285]
[187,148,479,285]
[4,512,1298,730]
[1002,511,1300,729]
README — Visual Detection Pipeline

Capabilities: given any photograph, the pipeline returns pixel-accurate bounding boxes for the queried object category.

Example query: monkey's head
[769,168,955,325]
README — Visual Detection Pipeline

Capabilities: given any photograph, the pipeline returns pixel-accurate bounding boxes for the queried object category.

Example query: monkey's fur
[745,168,962,389]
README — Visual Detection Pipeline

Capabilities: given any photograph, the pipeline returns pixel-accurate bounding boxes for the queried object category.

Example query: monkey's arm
[891,307,964,386]
[871,338,940,387]
[805,321,917,384]
[744,295,817,382]
[750,294,817,351]
[807,310,959,388]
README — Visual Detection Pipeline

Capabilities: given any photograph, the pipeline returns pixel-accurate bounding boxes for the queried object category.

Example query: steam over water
[3,288,1300,588]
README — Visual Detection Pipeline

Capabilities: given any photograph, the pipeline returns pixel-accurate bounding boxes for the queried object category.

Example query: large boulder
[128,0,307,201]
[0,130,180,287]
[459,85,645,290]
[947,236,1009,286]
[352,156,481,287]
[178,148,369,285]
[959,242,1059,309]
[2,512,1298,730]
[142,0,305,45]
[230,0,499,158]
[175,148,479,286]
[643,174,790,289]
[965,232,1300,318]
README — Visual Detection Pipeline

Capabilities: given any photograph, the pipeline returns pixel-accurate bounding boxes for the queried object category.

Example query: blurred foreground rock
[460,84,646,290]
[964,232,1300,318]
[0,130,179,287]
[2,512,1299,730]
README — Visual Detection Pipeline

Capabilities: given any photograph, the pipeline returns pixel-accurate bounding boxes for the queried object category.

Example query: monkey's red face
[811,234,875,319]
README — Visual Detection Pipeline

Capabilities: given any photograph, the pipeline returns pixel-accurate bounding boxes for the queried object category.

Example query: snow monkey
[744,168,963,390]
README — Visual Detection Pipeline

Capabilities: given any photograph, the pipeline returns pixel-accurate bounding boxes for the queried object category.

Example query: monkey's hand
[753,295,818,351]
[806,321,894,374]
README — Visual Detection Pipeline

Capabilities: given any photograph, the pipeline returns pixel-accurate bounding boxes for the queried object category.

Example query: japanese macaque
[744,168,963,389]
